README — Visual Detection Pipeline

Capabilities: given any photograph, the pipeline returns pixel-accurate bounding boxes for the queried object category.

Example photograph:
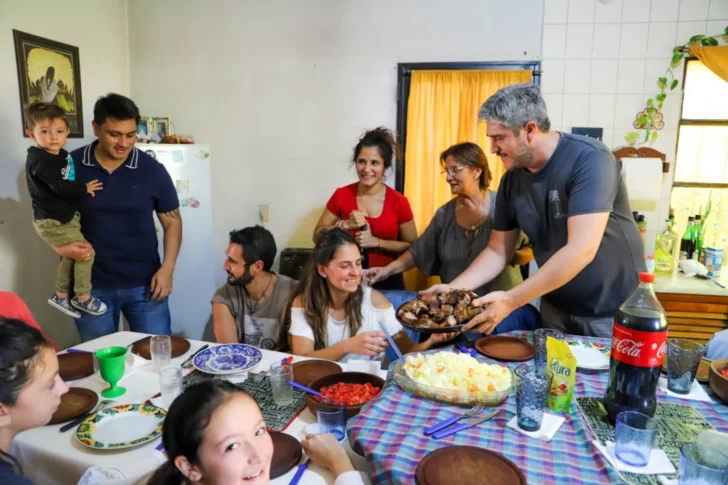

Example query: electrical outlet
[259,204,270,223]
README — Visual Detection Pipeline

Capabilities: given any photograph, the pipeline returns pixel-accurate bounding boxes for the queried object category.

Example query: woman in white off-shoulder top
[285,229,456,363]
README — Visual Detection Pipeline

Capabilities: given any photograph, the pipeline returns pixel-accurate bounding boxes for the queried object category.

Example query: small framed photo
[151,117,171,142]
[137,116,152,138]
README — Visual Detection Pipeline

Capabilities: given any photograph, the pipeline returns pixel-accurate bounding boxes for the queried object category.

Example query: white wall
[0,0,130,348]
[127,0,544,287]
[541,0,728,254]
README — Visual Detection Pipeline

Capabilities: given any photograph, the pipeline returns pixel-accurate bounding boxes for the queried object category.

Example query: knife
[288,458,311,485]
[432,409,499,439]
[181,344,209,368]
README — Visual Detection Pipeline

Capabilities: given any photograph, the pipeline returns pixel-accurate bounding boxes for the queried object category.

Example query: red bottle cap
[639,272,655,283]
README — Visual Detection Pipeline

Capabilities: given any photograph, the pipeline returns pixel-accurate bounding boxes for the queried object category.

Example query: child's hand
[86,180,103,197]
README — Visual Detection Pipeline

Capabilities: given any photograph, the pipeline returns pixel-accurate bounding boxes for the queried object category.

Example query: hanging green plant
[624,27,728,147]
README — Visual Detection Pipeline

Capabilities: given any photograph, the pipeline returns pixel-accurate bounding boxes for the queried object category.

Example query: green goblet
[96,346,127,398]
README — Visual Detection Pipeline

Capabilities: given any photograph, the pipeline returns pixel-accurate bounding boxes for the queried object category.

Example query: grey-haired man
[425,83,645,337]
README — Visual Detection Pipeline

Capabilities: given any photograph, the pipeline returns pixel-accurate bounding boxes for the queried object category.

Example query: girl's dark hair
[0,318,52,473]
[280,229,363,350]
[148,381,254,485]
[440,142,492,191]
[352,127,400,171]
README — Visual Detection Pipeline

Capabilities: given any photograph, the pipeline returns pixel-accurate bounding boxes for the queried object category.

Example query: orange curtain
[690,45,728,84]
[402,69,532,291]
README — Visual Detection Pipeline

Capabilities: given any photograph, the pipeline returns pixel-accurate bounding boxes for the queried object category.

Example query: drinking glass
[533,329,564,368]
[159,364,183,409]
[679,442,728,484]
[614,411,658,467]
[269,361,293,406]
[514,364,553,432]
[666,338,705,394]
[316,402,347,441]
[150,335,172,373]
[96,346,127,398]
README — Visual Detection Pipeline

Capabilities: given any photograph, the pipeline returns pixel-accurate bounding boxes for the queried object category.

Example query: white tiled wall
[541,0,728,255]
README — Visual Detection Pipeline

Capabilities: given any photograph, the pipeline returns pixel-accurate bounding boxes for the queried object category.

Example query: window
[670,59,728,250]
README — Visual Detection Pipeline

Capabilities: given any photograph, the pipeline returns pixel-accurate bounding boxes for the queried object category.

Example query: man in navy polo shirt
[56,94,182,341]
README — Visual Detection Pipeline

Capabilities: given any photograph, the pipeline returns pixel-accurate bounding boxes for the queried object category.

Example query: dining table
[11,331,381,485]
[347,330,728,485]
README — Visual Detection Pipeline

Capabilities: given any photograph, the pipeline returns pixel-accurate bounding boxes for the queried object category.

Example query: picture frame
[137,116,152,138]
[151,117,171,142]
[13,30,84,138]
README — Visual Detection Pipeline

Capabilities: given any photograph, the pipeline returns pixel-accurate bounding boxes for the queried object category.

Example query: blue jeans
[74,285,171,342]
[705,329,728,360]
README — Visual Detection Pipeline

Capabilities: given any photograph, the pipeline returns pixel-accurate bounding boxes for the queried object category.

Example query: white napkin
[506,412,565,442]
[658,377,713,402]
[593,440,676,475]
[346,359,381,376]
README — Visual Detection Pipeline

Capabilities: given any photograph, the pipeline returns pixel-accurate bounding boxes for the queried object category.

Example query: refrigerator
[140,144,216,340]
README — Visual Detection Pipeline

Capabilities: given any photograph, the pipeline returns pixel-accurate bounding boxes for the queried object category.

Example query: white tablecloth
[11,332,377,485]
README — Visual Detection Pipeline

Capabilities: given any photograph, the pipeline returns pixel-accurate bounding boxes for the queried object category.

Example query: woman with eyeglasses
[363,142,535,335]
[313,128,417,291]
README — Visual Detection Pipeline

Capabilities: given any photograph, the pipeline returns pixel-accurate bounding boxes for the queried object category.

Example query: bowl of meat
[396,289,483,333]
[305,372,385,419]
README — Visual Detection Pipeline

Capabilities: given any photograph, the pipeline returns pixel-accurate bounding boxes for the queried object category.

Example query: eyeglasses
[440,165,467,178]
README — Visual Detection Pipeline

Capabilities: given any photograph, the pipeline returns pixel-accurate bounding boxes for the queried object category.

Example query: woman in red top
[313,128,417,290]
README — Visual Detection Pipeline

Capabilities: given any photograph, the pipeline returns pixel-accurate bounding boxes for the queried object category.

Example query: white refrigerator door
[143,144,216,339]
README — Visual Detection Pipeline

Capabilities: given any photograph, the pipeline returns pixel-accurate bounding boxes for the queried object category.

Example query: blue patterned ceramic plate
[192,344,263,375]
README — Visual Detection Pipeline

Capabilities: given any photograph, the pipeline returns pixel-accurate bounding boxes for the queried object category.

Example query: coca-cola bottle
[604,272,668,423]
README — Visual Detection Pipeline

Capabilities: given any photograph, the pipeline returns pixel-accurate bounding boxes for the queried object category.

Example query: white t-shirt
[288,286,403,363]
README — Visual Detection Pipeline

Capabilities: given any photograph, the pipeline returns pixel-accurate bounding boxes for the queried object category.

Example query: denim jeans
[705,329,728,360]
[74,285,171,342]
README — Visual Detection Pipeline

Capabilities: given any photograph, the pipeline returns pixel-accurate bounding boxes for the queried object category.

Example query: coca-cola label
[611,323,668,368]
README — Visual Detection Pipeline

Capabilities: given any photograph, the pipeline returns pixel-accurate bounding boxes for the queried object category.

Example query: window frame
[672,57,728,190]
[394,61,541,192]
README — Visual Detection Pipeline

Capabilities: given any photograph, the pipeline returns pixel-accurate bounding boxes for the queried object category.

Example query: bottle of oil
[655,219,677,275]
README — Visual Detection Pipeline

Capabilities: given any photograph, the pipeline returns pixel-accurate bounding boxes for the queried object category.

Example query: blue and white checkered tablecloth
[347,331,728,484]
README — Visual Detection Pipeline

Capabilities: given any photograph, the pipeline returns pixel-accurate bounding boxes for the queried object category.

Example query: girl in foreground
[286,229,455,362]
[149,380,370,484]
[0,318,69,485]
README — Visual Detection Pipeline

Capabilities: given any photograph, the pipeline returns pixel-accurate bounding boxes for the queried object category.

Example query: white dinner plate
[567,340,610,371]
[76,403,166,450]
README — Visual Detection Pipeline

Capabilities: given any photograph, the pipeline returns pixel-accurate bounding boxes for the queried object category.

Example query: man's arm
[212,302,239,343]
[464,213,609,334]
[423,229,520,294]
[510,212,608,306]
[152,208,182,300]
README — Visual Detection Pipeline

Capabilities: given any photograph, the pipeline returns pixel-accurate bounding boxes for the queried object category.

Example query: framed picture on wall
[137,116,152,139]
[13,30,84,137]
[151,117,171,142]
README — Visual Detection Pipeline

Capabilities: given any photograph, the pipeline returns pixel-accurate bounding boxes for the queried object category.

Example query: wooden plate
[58,352,94,381]
[475,336,534,362]
[49,387,98,425]
[415,446,526,485]
[292,360,343,387]
[270,431,303,479]
[131,336,191,360]
[662,357,711,383]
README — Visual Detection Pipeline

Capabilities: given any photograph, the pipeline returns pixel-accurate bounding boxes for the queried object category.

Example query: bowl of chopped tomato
[709,358,728,405]
[306,372,385,419]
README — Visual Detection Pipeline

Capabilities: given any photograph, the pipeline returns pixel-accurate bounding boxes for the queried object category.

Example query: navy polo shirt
[71,142,179,290]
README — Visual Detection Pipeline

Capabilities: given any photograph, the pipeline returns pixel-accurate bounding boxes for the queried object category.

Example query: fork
[59,399,115,432]
[423,404,485,436]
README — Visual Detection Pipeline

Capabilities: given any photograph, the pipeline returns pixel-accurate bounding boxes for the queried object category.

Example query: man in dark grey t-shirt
[425,84,645,337]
